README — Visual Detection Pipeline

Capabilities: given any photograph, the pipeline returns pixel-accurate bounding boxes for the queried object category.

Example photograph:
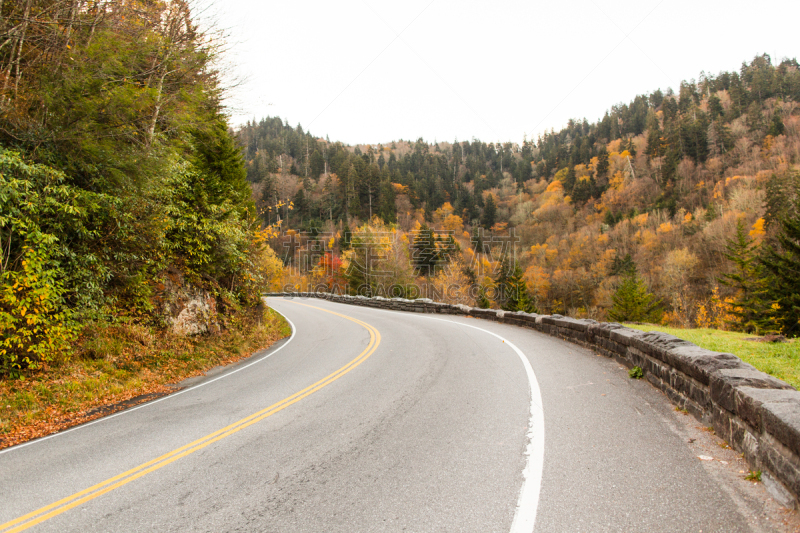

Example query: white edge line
[304,299,545,533]
[0,308,297,456]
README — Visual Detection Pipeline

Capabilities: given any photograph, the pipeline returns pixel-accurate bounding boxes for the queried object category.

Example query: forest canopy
[0,0,281,375]
[239,54,800,336]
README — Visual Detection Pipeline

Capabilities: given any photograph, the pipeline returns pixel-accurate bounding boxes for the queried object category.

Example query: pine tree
[762,199,800,337]
[411,224,439,276]
[718,220,775,333]
[493,255,512,309]
[608,272,663,323]
[476,286,492,309]
[482,194,497,229]
[340,223,352,250]
[767,109,785,137]
[503,263,537,313]
[596,147,609,180]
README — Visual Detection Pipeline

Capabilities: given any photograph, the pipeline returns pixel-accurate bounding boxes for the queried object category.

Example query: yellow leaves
[553,168,569,184]
[609,171,625,190]
[596,234,609,245]
[328,237,335,249]
[750,218,766,239]
[695,180,705,190]
[725,176,742,187]
[530,243,547,256]
[442,214,464,233]
[545,180,563,193]
[633,213,649,227]
[657,222,673,234]
[683,212,693,224]
[696,286,737,330]
[523,265,550,300]
[619,150,631,159]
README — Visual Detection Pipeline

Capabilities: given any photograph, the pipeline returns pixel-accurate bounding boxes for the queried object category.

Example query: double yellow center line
[1,302,380,532]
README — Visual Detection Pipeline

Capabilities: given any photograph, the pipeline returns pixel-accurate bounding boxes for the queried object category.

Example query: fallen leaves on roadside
[0,311,288,450]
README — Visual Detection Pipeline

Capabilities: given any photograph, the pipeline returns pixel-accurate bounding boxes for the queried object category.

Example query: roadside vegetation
[625,323,800,389]
[0,1,289,444]
[0,309,290,450]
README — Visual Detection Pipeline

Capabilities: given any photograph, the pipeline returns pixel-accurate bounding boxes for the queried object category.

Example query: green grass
[624,324,800,389]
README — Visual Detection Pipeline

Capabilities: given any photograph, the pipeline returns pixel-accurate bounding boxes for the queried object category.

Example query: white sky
[200,0,799,146]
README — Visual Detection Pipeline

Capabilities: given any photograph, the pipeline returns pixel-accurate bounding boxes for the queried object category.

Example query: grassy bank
[625,324,800,389]
[0,308,291,449]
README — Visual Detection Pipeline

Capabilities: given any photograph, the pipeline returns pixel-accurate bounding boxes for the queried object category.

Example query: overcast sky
[200,0,799,146]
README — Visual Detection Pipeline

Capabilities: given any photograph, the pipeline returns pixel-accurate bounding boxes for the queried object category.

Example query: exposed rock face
[153,269,220,336]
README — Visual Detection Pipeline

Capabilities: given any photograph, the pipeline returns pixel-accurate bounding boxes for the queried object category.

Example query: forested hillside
[0,0,282,376]
[240,55,800,336]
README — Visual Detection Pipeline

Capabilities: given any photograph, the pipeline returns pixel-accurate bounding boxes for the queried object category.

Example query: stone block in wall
[710,406,760,464]
[608,327,643,347]
[589,322,625,339]
[759,435,800,504]
[732,388,800,434]
[761,398,800,459]
[710,368,793,416]
[662,344,749,386]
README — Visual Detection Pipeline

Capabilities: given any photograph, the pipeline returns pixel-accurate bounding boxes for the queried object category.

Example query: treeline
[0,0,281,375]
[246,55,800,336]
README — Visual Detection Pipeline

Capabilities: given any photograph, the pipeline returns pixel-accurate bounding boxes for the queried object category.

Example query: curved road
[0,297,785,532]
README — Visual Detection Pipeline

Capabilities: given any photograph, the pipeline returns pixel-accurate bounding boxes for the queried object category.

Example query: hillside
[238,54,800,335]
[0,0,284,377]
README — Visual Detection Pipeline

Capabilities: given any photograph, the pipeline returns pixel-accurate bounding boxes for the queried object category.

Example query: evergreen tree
[340,223,352,250]
[292,188,308,222]
[503,263,537,313]
[493,255,513,309]
[765,171,800,229]
[595,147,609,181]
[562,164,576,192]
[482,194,497,229]
[476,286,492,309]
[768,109,786,137]
[411,224,439,276]
[718,221,775,333]
[188,118,252,212]
[608,272,663,323]
[610,253,636,276]
[761,199,800,337]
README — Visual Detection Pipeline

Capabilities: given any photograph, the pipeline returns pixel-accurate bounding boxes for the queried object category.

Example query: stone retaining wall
[266,292,800,507]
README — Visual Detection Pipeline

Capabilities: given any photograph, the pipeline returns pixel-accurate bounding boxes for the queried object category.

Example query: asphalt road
[0,297,786,532]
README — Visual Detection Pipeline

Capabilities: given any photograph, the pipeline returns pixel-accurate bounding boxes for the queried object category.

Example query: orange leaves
[523,265,550,301]
[609,171,625,190]
[633,213,649,227]
[545,180,563,193]
[749,218,766,239]
[657,222,674,234]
